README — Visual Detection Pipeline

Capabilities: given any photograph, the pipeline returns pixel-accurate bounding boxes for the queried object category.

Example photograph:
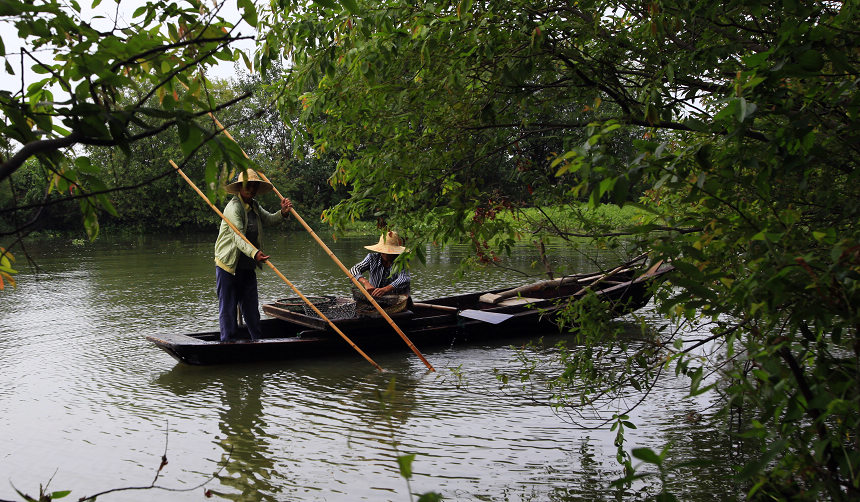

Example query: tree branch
[0,92,252,184]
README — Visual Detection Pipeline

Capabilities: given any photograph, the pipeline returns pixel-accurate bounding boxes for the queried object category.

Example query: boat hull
[146,264,670,365]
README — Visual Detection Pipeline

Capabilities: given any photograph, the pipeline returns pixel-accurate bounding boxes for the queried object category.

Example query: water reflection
[146,314,736,502]
[151,356,424,501]
[154,367,275,500]
[213,373,276,501]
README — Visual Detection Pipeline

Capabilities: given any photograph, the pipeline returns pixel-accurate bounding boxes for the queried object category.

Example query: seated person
[350,231,410,298]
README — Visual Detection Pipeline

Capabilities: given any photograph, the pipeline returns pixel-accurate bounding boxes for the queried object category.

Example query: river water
[0,232,737,501]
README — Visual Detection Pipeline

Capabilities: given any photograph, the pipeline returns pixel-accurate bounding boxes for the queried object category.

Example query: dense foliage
[0,0,262,247]
[76,75,346,232]
[260,0,859,499]
[0,1,349,253]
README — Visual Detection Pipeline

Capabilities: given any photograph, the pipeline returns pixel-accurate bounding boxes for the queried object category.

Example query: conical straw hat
[364,231,407,254]
[225,169,274,195]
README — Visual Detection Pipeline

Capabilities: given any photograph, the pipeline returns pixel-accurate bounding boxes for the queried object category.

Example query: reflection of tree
[545,437,636,502]
[656,405,745,500]
[337,361,425,448]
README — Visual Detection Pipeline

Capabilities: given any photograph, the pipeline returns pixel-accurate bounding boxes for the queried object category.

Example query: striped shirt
[349,253,411,294]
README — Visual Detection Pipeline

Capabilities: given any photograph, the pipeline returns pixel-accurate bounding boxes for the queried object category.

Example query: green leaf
[797,49,824,72]
[74,156,98,174]
[179,124,203,158]
[612,176,629,202]
[313,0,339,9]
[738,98,756,121]
[739,439,788,479]
[0,259,18,274]
[31,63,52,75]
[655,492,679,502]
[631,447,661,466]
[417,493,444,502]
[714,99,739,122]
[240,50,252,71]
[340,0,360,15]
[237,0,258,27]
[742,51,771,68]
[12,485,38,502]
[601,122,621,134]
[550,150,576,168]
[598,177,615,198]
[98,194,119,217]
[397,454,415,479]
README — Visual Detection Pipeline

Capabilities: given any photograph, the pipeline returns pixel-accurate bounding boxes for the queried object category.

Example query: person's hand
[280,198,293,216]
[371,285,393,297]
[358,277,375,293]
[254,250,269,263]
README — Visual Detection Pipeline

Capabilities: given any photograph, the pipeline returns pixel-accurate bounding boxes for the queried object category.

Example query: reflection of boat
[146,260,672,366]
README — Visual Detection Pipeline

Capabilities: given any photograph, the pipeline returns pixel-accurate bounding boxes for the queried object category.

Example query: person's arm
[371,284,393,296]
[388,268,411,292]
[372,268,409,297]
[350,254,376,291]
[259,198,292,226]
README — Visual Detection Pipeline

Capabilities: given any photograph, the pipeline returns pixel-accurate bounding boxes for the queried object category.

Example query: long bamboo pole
[208,115,435,372]
[170,159,383,372]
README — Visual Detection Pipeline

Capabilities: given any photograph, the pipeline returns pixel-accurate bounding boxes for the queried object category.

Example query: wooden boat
[146,260,672,365]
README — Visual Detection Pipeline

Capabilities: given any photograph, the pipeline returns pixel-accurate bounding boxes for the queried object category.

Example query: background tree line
[0,71,348,235]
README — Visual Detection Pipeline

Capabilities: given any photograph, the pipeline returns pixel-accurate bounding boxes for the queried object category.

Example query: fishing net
[351,286,409,316]
[274,296,332,313]
[302,295,357,320]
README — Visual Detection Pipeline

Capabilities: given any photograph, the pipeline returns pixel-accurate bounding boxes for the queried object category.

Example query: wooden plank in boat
[262,304,328,330]
[495,296,544,307]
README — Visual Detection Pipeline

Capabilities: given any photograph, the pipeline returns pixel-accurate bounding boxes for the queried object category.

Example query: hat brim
[225,180,274,195]
[365,244,407,254]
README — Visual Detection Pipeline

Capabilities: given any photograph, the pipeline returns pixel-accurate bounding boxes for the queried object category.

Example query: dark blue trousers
[216,266,262,342]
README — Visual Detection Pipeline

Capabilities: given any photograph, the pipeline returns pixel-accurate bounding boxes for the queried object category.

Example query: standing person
[214,169,292,343]
[350,231,411,297]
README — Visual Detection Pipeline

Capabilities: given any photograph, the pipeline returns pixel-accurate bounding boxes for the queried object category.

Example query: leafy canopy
[261,0,859,498]
[1,0,260,241]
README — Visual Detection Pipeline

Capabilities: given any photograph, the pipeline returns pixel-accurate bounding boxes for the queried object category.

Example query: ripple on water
[0,236,733,501]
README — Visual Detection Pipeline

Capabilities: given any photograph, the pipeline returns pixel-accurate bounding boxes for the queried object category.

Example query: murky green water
[0,232,737,501]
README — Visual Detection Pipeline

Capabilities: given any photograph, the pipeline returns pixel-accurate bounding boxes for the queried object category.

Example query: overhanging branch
[0,92,252,184]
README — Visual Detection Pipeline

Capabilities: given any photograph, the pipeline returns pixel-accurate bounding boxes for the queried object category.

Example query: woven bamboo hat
[225,169,274,195]
[364,231,407,255]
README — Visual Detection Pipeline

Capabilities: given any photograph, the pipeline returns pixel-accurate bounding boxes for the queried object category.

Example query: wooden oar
[412,302,514,324]
[170,160,383,372]
[207,115,435,372]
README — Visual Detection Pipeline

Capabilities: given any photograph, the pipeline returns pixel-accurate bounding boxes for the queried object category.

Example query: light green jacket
[214,196,285,274]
